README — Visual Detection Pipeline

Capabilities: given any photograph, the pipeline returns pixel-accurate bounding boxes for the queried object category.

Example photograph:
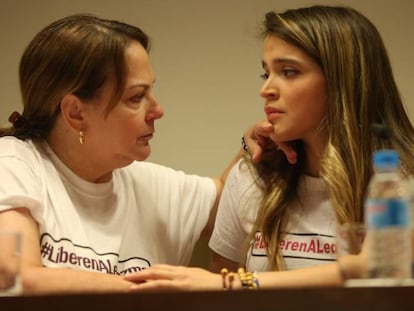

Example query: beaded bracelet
[237,267,260,289]
[220,267,260,290]
[241,136,248,152]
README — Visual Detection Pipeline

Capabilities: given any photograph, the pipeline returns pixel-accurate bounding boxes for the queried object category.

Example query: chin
[135,147,151,161]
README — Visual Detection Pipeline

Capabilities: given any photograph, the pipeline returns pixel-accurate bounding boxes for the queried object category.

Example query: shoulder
[0,137,41,162]
[0,138,49,186]
[0,136,29,153]
[220,158,262,214]
[226,158,259,189]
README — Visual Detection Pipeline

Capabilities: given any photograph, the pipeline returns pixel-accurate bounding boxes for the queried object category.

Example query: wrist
[220,268,260,290]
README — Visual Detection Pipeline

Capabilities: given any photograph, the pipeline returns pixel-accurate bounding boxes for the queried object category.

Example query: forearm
[125,255,366,292]
[22,266,133,295]
[257,263,343,289]
[256,255,366,289]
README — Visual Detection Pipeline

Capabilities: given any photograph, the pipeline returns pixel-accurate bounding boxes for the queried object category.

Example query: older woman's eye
[130,94,145,103]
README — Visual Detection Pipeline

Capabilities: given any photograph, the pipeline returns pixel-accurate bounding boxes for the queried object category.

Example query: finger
[249,137,264,163]
[124,268,174,282]
[251,148,263,164]
[130,280,183,292]
[277,142,298,164]
[149,264,177,271]
[253,120,273,137]
[124,271,154,283]
[245,120,274,163]
[266,131,298,164]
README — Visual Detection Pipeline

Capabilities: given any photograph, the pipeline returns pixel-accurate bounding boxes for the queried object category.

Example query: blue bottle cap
[372,149,399,168]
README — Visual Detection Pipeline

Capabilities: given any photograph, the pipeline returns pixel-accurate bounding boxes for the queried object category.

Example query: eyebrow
[261,57,302,69]
[126,80,155,90]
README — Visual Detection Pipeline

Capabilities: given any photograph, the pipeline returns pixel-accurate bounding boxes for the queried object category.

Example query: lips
[264,106,284,121]
[139,132,154,140]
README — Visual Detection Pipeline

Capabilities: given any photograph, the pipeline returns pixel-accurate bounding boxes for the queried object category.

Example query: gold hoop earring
[79,131,84,145]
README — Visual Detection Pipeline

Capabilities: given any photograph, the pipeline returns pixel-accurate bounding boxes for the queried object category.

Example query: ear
[60,94,85,132]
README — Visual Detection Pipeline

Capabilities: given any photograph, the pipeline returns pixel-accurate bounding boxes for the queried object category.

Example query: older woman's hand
[124,264,223,292]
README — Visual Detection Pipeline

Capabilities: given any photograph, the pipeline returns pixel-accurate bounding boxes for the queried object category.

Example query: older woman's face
[82,41,164,168]
[260,35,327,145]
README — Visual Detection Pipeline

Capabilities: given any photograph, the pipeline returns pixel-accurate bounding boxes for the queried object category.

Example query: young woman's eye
[260,72,269,80]
[282,68,298,76]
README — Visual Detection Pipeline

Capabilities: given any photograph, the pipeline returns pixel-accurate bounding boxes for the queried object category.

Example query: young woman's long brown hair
[250,5,414,270]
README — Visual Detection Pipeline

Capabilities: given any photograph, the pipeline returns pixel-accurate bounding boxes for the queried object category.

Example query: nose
[259,76,279,100]
[145,95,164,121]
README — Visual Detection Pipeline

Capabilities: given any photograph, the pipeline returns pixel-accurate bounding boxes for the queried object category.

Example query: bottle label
[365,198,409,228]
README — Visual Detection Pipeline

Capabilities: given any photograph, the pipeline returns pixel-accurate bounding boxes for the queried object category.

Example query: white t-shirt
[209,159,337,272]
[0,137,216,274]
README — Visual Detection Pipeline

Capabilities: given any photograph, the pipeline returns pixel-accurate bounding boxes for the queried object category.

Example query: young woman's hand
[244,120,297,164]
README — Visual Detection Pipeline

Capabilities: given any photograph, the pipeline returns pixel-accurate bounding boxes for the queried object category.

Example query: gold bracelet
[221,268,228,289]
[220,268,236,290]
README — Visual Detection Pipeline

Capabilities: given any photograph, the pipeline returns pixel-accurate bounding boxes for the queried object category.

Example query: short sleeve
[209,159,261,263]
[126,161,217,265]
[0,138,44,221]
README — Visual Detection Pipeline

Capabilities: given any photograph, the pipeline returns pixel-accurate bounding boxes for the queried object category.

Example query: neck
[303,135,327,178]
[47,122,113,183]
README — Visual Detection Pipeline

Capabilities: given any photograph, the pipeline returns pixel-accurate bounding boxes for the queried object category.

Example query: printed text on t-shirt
[40,233,151,274]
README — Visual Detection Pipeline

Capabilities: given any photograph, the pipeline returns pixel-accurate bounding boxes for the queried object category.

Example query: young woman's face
[260,35,327,145]
[82,41,164,167]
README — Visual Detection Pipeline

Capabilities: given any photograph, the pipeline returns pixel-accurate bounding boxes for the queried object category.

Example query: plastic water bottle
[365,149,412,280]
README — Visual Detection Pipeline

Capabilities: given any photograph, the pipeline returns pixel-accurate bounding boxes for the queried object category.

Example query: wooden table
[1,286,414,311]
